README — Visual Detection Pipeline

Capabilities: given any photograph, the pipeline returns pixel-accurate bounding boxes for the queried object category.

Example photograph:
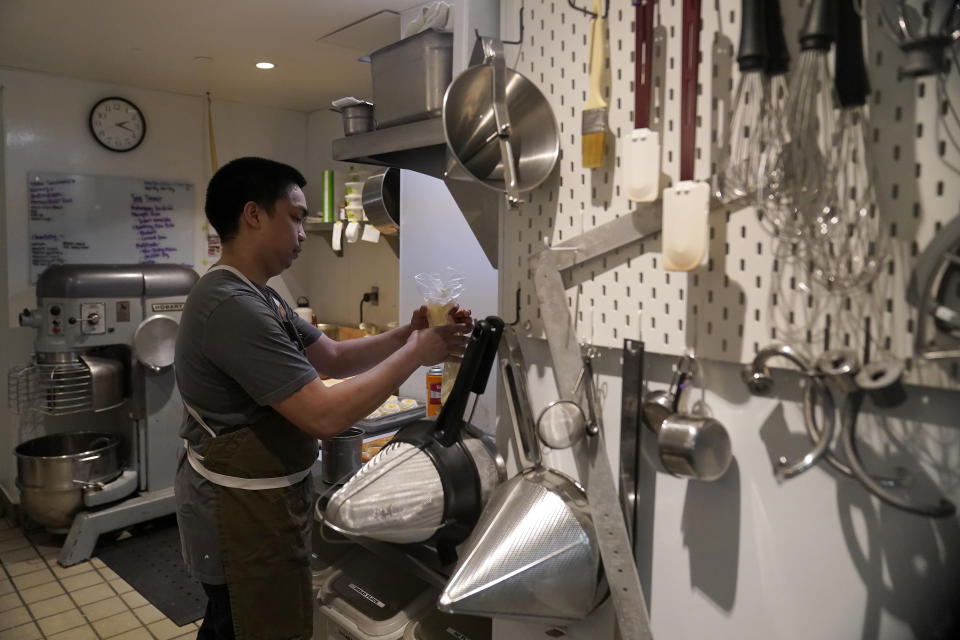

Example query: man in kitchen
[174,156,472,639]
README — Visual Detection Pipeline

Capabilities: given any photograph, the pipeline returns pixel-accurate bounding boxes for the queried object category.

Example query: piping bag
[663,0,709,271]
[415,268,465,405]
[625,0,660,202]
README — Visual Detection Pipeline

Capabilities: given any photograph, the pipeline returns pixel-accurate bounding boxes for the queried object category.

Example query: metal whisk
[715,0,768,202]
[759,0,839,239]
[808,0,887,292]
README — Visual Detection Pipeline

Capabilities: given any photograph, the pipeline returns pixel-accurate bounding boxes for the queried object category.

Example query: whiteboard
[27,171,195,282]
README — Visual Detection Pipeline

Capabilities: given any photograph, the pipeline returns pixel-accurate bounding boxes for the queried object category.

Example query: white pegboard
[499,0,960,390]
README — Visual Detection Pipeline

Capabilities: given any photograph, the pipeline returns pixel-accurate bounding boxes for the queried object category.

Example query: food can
[426,365,443,417]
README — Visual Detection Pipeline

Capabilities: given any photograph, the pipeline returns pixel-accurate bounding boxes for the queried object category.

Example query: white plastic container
[403,609,491,640]
[317,550,435,640]
[345,181,365,197]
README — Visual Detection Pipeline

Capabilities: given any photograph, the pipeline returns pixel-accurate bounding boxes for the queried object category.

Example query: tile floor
[0,517,201,640]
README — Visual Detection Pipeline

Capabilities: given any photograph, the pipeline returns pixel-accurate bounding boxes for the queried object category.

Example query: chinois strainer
[323,317,506,555]
[438,326,605,625]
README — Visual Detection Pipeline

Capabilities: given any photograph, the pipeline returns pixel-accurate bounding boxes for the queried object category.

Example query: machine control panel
[80,302,107,335]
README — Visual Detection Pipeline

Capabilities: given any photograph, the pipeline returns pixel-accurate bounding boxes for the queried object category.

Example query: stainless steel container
[370,30,453,128]
[321,427,365,485]
[339,103,375,136]
[15,432,123,530]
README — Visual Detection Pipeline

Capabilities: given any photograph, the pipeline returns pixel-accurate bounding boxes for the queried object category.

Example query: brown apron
[184,264,319,639]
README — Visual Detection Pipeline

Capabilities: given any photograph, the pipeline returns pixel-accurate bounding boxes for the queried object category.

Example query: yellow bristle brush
[581,0,607,169]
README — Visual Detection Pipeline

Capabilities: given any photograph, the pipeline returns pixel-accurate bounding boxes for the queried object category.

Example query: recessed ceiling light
[255,62,275,70]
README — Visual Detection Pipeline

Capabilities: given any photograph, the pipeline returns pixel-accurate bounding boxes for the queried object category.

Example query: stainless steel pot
[15,432,122,530]
[361,168,400,235]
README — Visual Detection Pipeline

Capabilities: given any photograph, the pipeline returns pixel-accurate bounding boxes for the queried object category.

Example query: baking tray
[356,404,426,435]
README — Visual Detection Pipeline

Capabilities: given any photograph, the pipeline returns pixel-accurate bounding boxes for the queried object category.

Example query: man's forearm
[329,323,414,377]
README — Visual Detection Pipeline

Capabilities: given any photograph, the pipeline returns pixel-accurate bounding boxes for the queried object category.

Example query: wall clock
[88,97,146,152]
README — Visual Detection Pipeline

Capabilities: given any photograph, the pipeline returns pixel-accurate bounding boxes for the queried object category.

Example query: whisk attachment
[807,0,887,292]
[758,0,839,238]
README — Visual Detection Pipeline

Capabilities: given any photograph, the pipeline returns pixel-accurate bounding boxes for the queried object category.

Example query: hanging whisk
[759,0,839,238]
[715,0,768,202]
[754,0,792,233]
[807,0,887,292]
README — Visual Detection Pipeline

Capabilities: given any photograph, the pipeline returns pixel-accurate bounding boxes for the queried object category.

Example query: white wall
[491,339,960,640]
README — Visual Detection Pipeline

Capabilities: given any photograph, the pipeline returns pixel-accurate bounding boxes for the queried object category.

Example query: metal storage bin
[370,30,453,128]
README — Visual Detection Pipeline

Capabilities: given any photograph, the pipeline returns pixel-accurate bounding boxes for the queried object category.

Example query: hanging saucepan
[361,168,400,236]
[442,36,560,201]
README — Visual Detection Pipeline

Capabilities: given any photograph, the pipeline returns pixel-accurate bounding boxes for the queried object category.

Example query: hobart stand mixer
[9,264,198,565]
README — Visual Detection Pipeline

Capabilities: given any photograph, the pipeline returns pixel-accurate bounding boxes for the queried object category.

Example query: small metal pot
[337,103,375,136]
[321,427,365,485]
[361,168,400,235]
[657,414,732,481]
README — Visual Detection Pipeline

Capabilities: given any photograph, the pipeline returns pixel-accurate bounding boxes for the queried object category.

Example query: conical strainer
[438,326,605,625]
[437,467,602,625]
[323,317,506,550]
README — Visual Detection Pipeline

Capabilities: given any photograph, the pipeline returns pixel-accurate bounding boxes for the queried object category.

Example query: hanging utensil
[662,0,710,271]
[759,0,838,240]
[581,0,608,169]
[807,0,886,292]
[438,326,606,625]
[625,0,660,202]
[715,0,768,202]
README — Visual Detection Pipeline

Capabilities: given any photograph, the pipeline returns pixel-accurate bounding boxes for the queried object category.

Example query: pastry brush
[581,0,607,169]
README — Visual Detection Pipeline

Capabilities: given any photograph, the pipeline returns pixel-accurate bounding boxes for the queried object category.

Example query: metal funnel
[438,467,603,626]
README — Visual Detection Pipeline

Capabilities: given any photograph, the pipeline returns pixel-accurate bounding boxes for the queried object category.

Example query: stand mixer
[9,264,198,565]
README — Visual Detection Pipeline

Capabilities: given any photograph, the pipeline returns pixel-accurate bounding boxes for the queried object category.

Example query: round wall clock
[88,97,146,152]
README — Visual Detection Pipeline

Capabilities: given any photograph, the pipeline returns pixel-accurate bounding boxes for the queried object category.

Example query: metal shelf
[331,118,447,178]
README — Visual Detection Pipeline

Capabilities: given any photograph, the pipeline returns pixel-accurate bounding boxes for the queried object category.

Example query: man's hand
[409,304,474,333]
[406,324,470,366]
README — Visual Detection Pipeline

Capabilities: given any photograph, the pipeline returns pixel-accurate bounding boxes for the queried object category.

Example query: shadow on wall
[759,386,960,639]
[836,413,960,640]
[681,457,741,611]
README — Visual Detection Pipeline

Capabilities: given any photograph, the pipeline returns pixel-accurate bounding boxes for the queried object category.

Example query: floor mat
[96,518,206,626]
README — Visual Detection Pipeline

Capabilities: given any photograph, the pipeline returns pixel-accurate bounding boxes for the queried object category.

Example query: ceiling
[0,0,418,113]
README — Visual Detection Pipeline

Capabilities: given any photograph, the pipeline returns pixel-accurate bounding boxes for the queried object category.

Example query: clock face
[89,97,146,152]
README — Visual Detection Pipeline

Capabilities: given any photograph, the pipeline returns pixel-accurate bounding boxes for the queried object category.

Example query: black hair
[204,156,306,242]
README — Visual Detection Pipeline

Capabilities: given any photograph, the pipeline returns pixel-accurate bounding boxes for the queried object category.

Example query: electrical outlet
[367,286,379,306]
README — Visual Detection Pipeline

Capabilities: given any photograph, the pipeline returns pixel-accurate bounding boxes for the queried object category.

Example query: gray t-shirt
[173,268,322,583]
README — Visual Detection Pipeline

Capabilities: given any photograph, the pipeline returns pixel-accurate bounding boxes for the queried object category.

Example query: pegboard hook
[568,0,609,20]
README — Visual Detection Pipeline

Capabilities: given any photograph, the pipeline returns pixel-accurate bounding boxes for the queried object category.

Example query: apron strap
[185,444,312,490]
[182,400,312,491]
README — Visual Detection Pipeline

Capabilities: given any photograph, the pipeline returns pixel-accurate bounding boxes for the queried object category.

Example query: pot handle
[434,316,505,447]
[479,37,520,205]
[499,327,541,469]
